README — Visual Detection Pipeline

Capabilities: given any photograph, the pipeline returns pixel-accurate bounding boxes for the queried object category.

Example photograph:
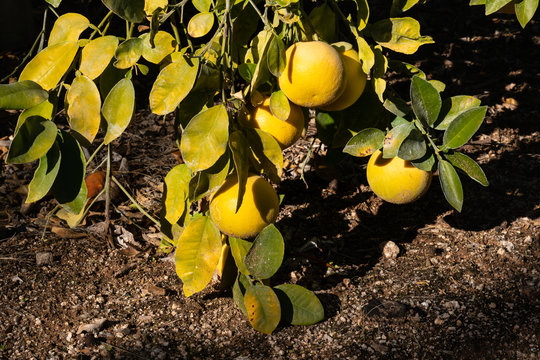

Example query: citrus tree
[1,0,536,334]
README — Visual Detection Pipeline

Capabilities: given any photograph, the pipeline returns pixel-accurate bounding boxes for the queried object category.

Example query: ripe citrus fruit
[244,97,305,149]
[209,175,279,238]
[278,41,345,108]
[320,49,367,111]
[366,149,432,204]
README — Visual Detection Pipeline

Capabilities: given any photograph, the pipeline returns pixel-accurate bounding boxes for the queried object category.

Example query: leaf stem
[111,176,161,227]
[89,10,113,40]
[87,142,105,165]
[40,205,59,241]
[103,144,112,240]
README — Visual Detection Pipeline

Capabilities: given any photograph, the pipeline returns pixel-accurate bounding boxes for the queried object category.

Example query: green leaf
[56,200,88,228]
[244,224,284,280]
[382,122,414,158]
[343,128,385,157]
[315,112,338,146]
[274,284,324,325]
[79,36,119,80]
[150,57,199,115]
[388,59,426,78]
[0,81,48,110]
[238,63,256,82]
[101,0,145,23]
[187,12,215,38]
[102,78,135,145]
[355,0,370,31]
[485,0,513,14]
[267,34,286,78]
[371,17,434,54]
[246,129,284,183]
[114,38,144,69]
[308,2,337,42]
[164,164,191,224]
[16,98,54,135]
[470,0,486,4]
[51,131,87,214]
[411,148,435,171]
[233,273,251,315]
[445,151,489,187]
[48,13,89,46]
[66,75,101,143]
[188,152,230,202]
[356,36,375,74]
[391,116,410,127]
[244,284,281,334]
[515,0,539,28]
[45,0,62,7]
[193,0,212,12]
[442,106,487,150]
[26,142,61,203]
[229,237,252,275]
[181,104,229,172]
[140,31,176,64]
[438,159,463,212]
[175,216,222,297]
[435,95,481,130]
[19,41,79,91]
[429,80,446,93]
[383,96,410,117]
[397,128,426,161]
[269,90,290,121]
[391,0,427,16]
[229,131,249,212]
[7,117,57,164]
[410,75,441,127]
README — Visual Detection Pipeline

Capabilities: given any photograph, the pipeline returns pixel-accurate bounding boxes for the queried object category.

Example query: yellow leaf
[371,17,434,55]
[102,78,135,144]
[79,36,119,80]
[187,12,215,38]
[144,0,168,15]
[141,31,176,64]
[164,164,191,224]
[49,13,89,46]
[19,42,79,91]
[66,75,101,143]
[174,216,222,297]
[114,38,143,69]
[244,285,281,334]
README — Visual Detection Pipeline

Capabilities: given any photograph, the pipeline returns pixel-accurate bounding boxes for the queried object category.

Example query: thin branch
[111,176,160,227]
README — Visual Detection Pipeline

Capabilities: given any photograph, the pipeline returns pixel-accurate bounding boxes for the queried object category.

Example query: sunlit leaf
[274,284,324,325]
[101,0,145,23]
[442,106,487,150]
[388,59,426,78]
[356,36,375,74]
[485,0,512,14]
[80,36,119,80]
[267,35,286,78]
[7,117,57,164]
[49,13,89,46]
[51,131,87,214]
[343,128,385,157]
[382,122,414,158]
[229,237,252,275]
[46,0,62,8]
[26,142,61,203]
[181,104,229,172]
[371,17,434,54]
[445,151,489,187]
[193,0,212,12]
[244,224,284,280]
[391,0,428,16]
[438,159,463,212]
[19,41,79,90]
[515,0,538,28]
[150,57,199,115]
[435,95,481,130]
[188,12,215,38]
[114,38,144,69]
[102,78,135,144]
[0,81,48,110]
[410,75,441,127]
[175,216,222,297]
[383,96,410,117]
[269,90,290,121]
[141,31,176,64]
[355,0,370,31]
[188,152,230,202]
[66,75,101,143]
[244,284,281,334]
[164,164,191,224]
[144,0,168,15]
[16,98,54,133]
[246,129,284,183]
[250,30,272,93]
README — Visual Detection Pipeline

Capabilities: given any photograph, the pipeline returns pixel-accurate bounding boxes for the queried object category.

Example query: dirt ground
[1,2,539,359]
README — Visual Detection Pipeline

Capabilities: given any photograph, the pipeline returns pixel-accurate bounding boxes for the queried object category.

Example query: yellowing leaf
[48,13,89,46]
[187,12,215,38]
[175,216,222,297]
[19,41,79,91]
[16,98,54,133]
[371,17,434,54]
[164,164,191,224]
[244,285,281,334]
[66,75,101,143]
[149,57,199,115]
[0,81,48,110]
[102,78,135,144]
[180,104,229,172]
[114,38,144,69]
[79,36,119,79]
[144,0,168,15]
[141,31,176,64]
